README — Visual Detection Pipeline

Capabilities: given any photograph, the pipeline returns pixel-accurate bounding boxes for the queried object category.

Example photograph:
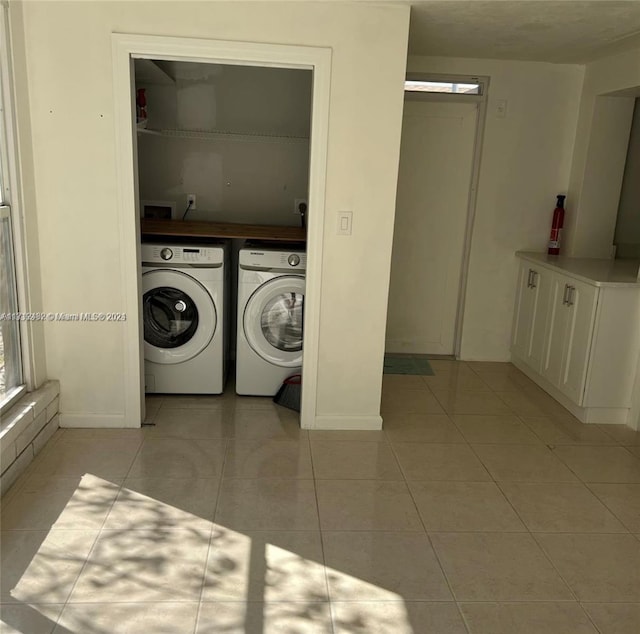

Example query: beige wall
[563,45,640,431]
[137,63,312,226]
[614,99,640,257]
[566,47,640,258]
[11,1,410,425]
[406,55,584,360]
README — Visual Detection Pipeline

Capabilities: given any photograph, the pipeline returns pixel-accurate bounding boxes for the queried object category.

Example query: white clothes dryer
[236,245,306,396]
[142,242,228,394]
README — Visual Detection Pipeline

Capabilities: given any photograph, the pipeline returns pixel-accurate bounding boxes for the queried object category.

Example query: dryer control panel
[141,243,225,266]
[239,248,307,272]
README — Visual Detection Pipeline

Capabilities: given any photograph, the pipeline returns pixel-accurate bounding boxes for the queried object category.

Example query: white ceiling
[407,1,640,63]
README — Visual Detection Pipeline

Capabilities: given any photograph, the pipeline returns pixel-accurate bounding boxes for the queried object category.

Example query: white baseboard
[59,413,140,429]
[511,357,630,425]
[308,415,383,431]
[583,409,629,425]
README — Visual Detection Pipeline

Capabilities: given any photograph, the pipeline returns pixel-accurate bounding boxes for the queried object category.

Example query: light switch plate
[337,211,352,235]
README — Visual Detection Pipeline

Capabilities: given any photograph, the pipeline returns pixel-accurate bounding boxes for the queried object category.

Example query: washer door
[142,269,217,364]
[243,276,305,368]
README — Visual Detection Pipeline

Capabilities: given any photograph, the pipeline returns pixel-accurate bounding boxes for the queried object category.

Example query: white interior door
[386,99,477,355]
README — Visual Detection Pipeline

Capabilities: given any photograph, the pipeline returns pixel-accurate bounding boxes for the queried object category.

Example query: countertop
[516,251,640,288]
[140,218,306,243]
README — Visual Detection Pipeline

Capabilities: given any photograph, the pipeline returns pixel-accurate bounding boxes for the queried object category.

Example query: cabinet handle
[530,271,537,289]
[566,285,575,306]
[562,284,570,305]
[527,269,536,288]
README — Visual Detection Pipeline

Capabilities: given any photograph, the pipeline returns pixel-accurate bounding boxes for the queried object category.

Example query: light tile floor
[1,361,640,633]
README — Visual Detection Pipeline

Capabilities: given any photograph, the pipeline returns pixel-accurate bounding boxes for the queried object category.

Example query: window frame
[0,204,25,411]
[404,73,486,104]
[0,4,30,414]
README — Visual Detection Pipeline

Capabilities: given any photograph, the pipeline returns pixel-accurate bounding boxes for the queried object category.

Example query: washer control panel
[239,248,307,271]
[141,243,225,265]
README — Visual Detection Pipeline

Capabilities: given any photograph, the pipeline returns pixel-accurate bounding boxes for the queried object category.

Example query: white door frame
[402,73,489,358]
[112,34,331,428]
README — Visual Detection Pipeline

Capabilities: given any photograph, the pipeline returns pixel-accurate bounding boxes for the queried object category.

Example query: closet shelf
[136,128,163,136]
[141,218,306,243]
[137,127,309,144]
[134,59,175,86]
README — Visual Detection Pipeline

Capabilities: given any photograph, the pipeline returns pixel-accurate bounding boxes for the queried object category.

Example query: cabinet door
[526,267,551,371]
[541,273,599,405]
[512,262,535,361]
[541,273,570,387]
[558,279,598,404]
[512,263,551,372]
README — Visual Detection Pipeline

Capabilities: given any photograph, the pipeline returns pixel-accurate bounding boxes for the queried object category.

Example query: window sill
[0,380,60,497]
[1,384,27,417]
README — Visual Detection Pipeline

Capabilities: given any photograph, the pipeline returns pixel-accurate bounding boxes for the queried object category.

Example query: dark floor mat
[383,354,435,376]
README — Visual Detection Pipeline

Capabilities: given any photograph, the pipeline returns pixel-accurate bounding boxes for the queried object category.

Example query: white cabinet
[512,261,551,373]
[511,253,640,424]
[541,275,597,404]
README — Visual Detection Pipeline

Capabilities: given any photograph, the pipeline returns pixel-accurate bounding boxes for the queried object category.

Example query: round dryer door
[142,269,217,365]
[243,276,305,368]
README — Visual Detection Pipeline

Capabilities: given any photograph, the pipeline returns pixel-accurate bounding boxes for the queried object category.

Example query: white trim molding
[58,413,131,429]
[112,33,331,429]
[398,73,489,359]
[0,5,40,390]
[512,357,631,426]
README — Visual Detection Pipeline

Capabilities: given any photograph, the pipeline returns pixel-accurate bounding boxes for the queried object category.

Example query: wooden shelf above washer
[140,219,306,243]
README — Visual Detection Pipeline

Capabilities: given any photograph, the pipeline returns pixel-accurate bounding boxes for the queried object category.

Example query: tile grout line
[514,408,624,448]
[385,434,472,632]
[2,427,68,504]
[593,423,620,444]
[622,445,640,462]
[193,425,231,634]
[354,367,627,629]
[452,409,588,606]
[142,395,163,426]
[46,415,195,620]
[583,481,639,534]
[577,602,607,634]
[55,432,148,619]
[489,441,584,606]
[307,425,336,634]
[4,372,635,630]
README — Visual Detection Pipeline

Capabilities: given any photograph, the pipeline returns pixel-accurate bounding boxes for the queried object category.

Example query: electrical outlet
[293,198,308,215]
[187,194,196,210]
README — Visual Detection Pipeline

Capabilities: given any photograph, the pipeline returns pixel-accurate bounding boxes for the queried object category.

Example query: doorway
[112,34,331,428]
[386,76,487,357]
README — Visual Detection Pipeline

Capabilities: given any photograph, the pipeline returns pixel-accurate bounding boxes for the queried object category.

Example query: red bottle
[547,195,566,255]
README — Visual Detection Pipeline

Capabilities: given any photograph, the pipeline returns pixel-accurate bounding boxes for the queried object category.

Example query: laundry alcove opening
[133,57,313,422]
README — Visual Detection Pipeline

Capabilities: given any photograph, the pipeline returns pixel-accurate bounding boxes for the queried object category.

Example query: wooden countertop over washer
[140,219,306,243]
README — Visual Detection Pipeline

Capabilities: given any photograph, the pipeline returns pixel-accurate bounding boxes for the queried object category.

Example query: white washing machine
[236,244,306,396]
[142,242,228,394]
